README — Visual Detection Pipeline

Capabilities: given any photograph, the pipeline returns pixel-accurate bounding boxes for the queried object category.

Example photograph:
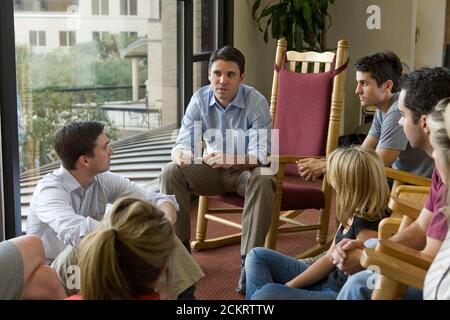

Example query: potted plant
[252,0,336,51]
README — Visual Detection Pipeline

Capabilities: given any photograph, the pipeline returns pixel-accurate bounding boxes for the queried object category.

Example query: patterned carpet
[190,196,338,300]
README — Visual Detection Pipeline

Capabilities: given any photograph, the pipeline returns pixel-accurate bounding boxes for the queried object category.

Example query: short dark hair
[54,121,105,170]
[209,45,245,75]
[400,67,450,123]
[355,51,403,92]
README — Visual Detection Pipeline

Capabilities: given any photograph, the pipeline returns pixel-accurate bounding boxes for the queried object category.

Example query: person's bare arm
[296,158,326,182]
[10,235,66,299]
[285,240,336,288]
[361,135,379,150]
[362,134,401,167]
[422,237,443,258]
[331,229,378,275]
[158,201,177,225]
[375,148,401,167]
[389,207,432,250]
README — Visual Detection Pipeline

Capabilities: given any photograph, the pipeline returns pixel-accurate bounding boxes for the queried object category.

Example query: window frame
[59,30,76,47]
[93,0,110,16]
[120,0,137,16]
[179,0,234,126]
[0,0,22,239]
[30,30,46,46]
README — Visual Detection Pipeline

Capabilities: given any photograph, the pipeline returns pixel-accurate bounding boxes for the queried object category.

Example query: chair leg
[190,196,209,249]
[264,220,277,250]
[317,205,331,246]
[264,191,283,250]
[372,275,407,300]
[191,197,243,250]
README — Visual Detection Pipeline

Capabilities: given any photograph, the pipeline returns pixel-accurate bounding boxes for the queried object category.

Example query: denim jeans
[336,270,423,300]
[245,247,338,300]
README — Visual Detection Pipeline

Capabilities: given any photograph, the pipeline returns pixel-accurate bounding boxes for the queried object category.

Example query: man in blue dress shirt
[160,46,275,294]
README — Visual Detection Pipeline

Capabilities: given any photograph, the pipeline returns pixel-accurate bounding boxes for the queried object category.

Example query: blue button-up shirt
[173,84,272,164]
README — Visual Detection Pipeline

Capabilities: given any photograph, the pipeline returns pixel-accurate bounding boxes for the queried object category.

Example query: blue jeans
[337,270,423,300]
[245,247,338,300]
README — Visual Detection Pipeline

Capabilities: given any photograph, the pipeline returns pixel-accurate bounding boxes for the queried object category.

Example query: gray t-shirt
[368,93,434,178]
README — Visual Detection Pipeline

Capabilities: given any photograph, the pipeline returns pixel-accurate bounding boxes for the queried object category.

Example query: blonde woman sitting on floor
[66,197,175,300]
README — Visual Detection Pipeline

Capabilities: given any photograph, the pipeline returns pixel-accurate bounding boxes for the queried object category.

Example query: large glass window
[182,0,233,110]
[14,0,179,168]
[1,0,232,237]
[12,0,180,232]
[193,0,217,53]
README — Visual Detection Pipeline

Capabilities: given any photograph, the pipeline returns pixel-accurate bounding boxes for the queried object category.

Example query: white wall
[233,0,277,100]
[235,0,424,135]
[415,0,446,68]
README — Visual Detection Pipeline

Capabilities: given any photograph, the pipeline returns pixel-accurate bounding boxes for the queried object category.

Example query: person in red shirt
[66,196,175,300]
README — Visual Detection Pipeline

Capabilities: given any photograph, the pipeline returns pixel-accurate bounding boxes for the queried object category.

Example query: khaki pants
[51,236,204,298]
[160,163,276,256]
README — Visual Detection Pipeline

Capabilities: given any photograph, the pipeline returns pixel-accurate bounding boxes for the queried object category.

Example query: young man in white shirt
[27,121,204,299]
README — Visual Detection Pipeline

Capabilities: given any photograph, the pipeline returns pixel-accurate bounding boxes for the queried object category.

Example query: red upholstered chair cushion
[274,64,334,176]
[210,175,325,210]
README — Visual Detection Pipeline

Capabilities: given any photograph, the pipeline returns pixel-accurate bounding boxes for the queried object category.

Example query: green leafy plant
[252,0,335,51]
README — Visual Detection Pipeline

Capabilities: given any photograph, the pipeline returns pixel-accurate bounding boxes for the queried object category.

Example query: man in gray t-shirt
[298,51,434,181]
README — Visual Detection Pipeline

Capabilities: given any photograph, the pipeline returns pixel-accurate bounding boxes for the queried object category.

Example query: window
[29,30,46,46]
[92,0,109,15]
[38,0,48,10]
[14,0,79,12]
[182,0,233,112]
[29,30,37,46]
[1,0,233,237]
[120,0,137,16]
[93,31,110,41]
[59,31,76,47]
[14,0,24,10]
[120,31,138,39]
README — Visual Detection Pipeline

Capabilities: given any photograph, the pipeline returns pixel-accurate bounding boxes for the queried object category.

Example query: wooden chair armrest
[393,185,430,197]
[376,240,434,270]
[360,248,427,290]
[389,196,423,220]
[378,217,402,239]
[385,167,431,187]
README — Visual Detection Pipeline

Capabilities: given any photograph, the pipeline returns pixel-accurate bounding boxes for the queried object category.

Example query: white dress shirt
[26,167,179,261]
